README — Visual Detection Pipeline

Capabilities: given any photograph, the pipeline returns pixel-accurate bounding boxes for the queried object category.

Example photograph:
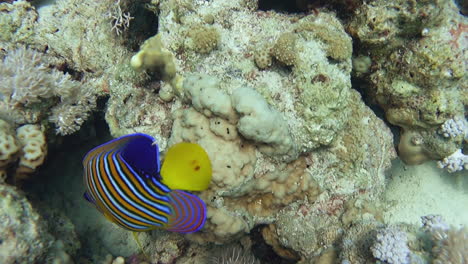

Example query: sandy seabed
[383,159,468,227]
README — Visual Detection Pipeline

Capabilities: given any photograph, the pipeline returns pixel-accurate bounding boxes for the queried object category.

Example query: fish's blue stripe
[134,174,169,202]
[96,152,154,229]
[151,177,171,193]
[117,152,170,201]
[103,151,167,225]
[178,191,195,230]
[88,153,148,230]
[111,152,171,219]
[132,173,173,215]
[166,190,206,233]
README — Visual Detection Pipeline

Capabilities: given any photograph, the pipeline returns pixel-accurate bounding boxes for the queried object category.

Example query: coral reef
[349,0,468,169]
[211,246,260,264]
[0,0,37,47]
[422,214,468,264]
[0,0,465,263]
[0,184,53,264]
[0,119,20,182]
[432,226,468,264]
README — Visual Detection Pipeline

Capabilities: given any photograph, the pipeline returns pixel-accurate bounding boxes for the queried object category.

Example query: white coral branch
[109,0,134,36]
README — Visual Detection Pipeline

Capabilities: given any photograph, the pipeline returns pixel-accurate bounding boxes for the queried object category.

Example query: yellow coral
[130,34,177,82]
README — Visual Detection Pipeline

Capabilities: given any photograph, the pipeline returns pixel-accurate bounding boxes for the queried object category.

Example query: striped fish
[82,133,206,233]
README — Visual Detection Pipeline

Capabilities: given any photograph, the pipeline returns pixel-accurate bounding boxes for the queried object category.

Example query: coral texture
[0,47,96,135]
[0,119,47,183]
[105,0,395,257]
[349,0,467,167]
[432,227,468,264]
[371,227,410,264]
[0,184,53,264]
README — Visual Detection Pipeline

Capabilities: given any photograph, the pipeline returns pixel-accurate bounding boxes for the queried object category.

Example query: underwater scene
[0,0,467,263]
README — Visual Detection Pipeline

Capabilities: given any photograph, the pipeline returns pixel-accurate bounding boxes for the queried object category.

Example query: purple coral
[371,227,410,264]
[436,116,468,173]
[421,214,449,233]
[437,149,468,173]
[439,116,468,139]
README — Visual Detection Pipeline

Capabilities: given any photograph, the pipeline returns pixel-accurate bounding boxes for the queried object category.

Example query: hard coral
[187,25,220,54]
[0,184,53,264]
[371,227,410,264]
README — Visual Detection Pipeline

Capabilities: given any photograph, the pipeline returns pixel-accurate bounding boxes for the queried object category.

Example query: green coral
[351,0,467,166]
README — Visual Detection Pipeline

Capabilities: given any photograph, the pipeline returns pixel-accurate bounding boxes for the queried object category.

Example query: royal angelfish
[82,133,212,233]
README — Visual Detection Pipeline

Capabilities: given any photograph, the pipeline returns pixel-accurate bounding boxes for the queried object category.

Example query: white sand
[383,159,468,227]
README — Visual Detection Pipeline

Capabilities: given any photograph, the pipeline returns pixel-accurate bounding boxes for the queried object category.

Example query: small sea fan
[211,246,260,264]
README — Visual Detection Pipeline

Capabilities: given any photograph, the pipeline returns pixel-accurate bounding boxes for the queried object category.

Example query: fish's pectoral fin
[83,191,95,204]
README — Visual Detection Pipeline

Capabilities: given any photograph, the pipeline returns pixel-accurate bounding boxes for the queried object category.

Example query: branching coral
[423,215,468,264]
[432,227,468,264]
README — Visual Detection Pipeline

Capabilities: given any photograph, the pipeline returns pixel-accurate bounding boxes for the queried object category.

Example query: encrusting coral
[0,120,20,181]
[349,0,467,169]
[370,227,410,264]
[15,124,47,181]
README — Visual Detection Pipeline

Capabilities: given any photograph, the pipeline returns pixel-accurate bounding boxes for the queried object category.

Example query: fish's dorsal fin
[119,133,161,178]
